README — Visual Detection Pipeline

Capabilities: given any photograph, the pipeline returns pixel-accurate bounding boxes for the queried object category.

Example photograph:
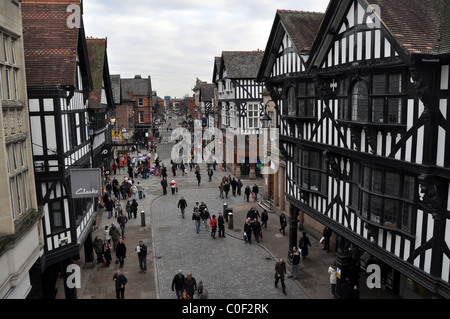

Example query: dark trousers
[116,287,125,299]
[218,225,225,237]
[275,276,286,291]
[162,187,167,195]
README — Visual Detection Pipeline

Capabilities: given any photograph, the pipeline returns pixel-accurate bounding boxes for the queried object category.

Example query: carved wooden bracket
[418,174,444,219]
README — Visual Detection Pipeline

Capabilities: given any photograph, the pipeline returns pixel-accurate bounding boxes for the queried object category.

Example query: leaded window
[352,165,415,232]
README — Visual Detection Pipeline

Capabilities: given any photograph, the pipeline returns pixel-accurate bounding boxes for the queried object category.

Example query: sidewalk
[224,200,336,299]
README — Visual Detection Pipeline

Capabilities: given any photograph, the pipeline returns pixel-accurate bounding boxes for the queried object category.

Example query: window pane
[310,171,320,191]
[352,162,359,182]
[389,74,402,94]
[338,78,348,96]
[302,150,309,167]
[310,152,320,169]
[372,98,384,123]
[288,88,296,116]
[298,83,307,96]
[351,183,360,207]
[362,192,369,218]
[302,170,309,188]
[388,98,402,124]
[370,195,382,223]
[403,175,415,201]
[307,99,315,117]
[384,199,399,227]
[371,170,382,193]
[364,167,371,188]
[3,36,8,62]
[351,81,368,121]
[298,99,306,117]
[51,201,63,231]
[372,74,386,94]
[401,203,413,232]
[385,172,400,196]
[307,83,315,96]
[339,98,348,120]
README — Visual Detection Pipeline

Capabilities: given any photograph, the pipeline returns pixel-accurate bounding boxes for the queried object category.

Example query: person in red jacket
[210,215,217,239]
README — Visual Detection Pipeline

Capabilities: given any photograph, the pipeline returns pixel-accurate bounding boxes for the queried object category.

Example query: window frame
[246,102,259,129]
[338,72,406,125]
[349,163,416,233]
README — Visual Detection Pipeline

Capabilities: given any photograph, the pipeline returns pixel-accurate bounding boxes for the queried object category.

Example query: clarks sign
[70,168,102,199]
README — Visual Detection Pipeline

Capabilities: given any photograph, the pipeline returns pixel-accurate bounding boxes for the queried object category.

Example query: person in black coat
[244,217,253,244]
[116,238,126,267]
[252,184,259,201]
[183,272,197,299]
[323,226,332,252]
[299,232,312,258]
[161,178,167,195]
[231,178,237,196]
[113,270,128,299]
[218,212,225,238]
[244,185,251,202]
[131,199,138,219]
[261,210,269,229]
[252,217,262,243]
[223,182,230,198]
[171,270,185,299]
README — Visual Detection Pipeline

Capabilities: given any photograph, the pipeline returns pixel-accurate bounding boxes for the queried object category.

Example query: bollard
[140,210,146,227]
[228,212,233,230]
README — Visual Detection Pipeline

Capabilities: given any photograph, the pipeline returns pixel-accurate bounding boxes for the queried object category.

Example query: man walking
[161,178,167,195]
[218,212,225,238]
[113,270,127,299]
[178,196,187,218]
[275,258,287,295]
[136,240,147,273]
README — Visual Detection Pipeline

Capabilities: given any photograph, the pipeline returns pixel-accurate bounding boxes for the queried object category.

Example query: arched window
[351,80,369,122]
[287,86,296,116]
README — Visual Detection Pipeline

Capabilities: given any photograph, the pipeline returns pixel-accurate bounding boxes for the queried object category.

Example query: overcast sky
[83,0,330,99]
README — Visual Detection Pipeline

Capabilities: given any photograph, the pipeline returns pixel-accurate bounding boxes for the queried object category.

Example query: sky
[82,0,330,99]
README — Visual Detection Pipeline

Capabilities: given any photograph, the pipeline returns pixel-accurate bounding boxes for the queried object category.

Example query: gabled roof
[278,10,325,53]
[220,51,265,79]
[257,9,324,82]
[121,75,152,97]
[200,83,215,102]
[367,0,450,55]
[212,56,221,83]
[86,37,114,109]
[308,0,450,70]
[22,0,92,90]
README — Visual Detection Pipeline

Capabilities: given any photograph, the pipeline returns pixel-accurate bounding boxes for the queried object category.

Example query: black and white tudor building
[214,51,265,177]
[258,1,450,298]
[22,1,102,298]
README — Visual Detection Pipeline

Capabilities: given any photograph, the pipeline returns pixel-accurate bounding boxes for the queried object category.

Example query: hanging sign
[70,168,102,199]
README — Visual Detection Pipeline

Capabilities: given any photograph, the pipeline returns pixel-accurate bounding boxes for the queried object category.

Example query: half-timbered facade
[22,0,97,299]
[199,82,215,128]
[259,1,450,298]
[214,51,265,177]
[86,37,116,171]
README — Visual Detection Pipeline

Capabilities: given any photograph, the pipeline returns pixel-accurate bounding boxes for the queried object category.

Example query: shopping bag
[320,236,325,244]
